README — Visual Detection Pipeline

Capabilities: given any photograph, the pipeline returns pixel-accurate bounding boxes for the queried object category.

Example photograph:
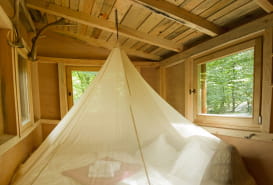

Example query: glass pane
[72,71,97,104]
[18,56,30,125]
[198,49,254,117]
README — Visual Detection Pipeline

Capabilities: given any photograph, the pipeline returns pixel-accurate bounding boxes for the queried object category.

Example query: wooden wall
[215,135,273,185]
[140,67,161,93]
[0,125,42,185]
[38,63,61,120]
[0,29,17,135]
[165,62,185,115]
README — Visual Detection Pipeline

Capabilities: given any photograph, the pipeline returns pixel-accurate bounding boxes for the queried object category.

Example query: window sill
[202,126,273,142]
[0,120,40,156]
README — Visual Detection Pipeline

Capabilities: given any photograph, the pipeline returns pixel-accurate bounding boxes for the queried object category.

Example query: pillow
[139,135,178,169]
[88,160,121,178]
[170,136,216,184]
[62,158,140,185]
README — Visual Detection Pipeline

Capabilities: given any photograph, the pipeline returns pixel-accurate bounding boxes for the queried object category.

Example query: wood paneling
[38,63,61,120]
[217,135,273,185]
[41,123,57,140]
[0,29,17,135]
[0,125,42,185]
[165,63,185,115]
[140,67,160,93]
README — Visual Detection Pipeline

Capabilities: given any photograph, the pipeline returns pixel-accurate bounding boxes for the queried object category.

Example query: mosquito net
[11,47,256,185]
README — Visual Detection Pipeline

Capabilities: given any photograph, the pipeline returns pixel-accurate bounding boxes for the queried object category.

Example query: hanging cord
[115,9,119,43]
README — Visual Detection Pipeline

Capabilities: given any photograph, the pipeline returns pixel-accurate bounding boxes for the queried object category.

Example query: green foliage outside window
[72,71,97,103]
[199,49,254,116]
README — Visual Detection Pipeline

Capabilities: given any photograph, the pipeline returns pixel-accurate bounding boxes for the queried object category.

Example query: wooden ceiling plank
[255,0,273,13]
[111,4,151,47]
[178,31,204,44]
[214,1,260,26]
[207,0,251,22]
[132,0,224,36]
[78,0,95,35]
[27,0,182,52]
[191,0,220,15]
[52,30,161,60]
[199,0,235,19]
[161,13,273,67]
[165,0,185,6]
[103,0,132,44]
[179,0,203,11]
[85,0,105,37]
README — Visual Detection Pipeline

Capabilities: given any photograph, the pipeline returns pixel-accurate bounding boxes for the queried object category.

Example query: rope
[115,9,119,42]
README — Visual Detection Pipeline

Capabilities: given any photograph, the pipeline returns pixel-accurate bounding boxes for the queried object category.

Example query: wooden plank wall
[0,29,17,135]
[217,135,273,185]
[0,125,42,185]
[38,63,61,120]
[165,62,185,115]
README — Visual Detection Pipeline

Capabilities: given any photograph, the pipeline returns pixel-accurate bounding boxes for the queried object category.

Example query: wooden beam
[26,0,182,52]
[161,13,273,67]
[131,0,224,37]
[51,29,161,61]
[255,0,273,13]
[37,56,160,68]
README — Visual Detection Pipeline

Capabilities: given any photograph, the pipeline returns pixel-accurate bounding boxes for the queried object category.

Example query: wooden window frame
[193,38,262,131]
[15,52,34,134]
[66,66,100,109]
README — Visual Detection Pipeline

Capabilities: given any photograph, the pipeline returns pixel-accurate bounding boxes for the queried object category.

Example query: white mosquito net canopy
[12,47,256,185]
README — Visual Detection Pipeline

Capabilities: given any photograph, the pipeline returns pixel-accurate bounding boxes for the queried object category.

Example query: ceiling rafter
[26,0,182,52]
[255,0,273,13]
[131,0,225,37]
[51,29,161,61]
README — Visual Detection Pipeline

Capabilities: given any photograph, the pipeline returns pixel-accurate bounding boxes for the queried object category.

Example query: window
[17,55,32,130]
[193,39,261,130]
[66,66,99,109]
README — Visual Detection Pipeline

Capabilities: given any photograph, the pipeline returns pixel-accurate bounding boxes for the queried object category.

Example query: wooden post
[261,27,273,132]
[58,63,68,118]
[200,64,207,114]
[184,58,194,121]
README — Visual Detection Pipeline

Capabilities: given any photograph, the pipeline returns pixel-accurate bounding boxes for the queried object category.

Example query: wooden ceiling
[26,0,271,61]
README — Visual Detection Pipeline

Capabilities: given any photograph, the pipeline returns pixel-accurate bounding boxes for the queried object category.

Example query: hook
[244,133,256,139]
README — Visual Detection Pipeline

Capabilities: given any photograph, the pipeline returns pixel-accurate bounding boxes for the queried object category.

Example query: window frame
[66,66,100,109]
[15,53,34,134]
[193,39,262,131]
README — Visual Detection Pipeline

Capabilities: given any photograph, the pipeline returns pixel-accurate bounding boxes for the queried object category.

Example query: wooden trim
[132,0,224,36]
[36,56,160,67]
[261,27,273,132]
[160,13,273,67]
[0,120,40,156]
[255,0,273,13]
[196,116,261,132]
[194,40,256,64]
[192,38,262,130]
[52,30,161,61]
[184,58,194,121]
[27,0,182,52]
[58,64,68,118]
[31,62,41,121]
[203,126,273,142]
[15,53,35,135]
[39,119,60,125]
